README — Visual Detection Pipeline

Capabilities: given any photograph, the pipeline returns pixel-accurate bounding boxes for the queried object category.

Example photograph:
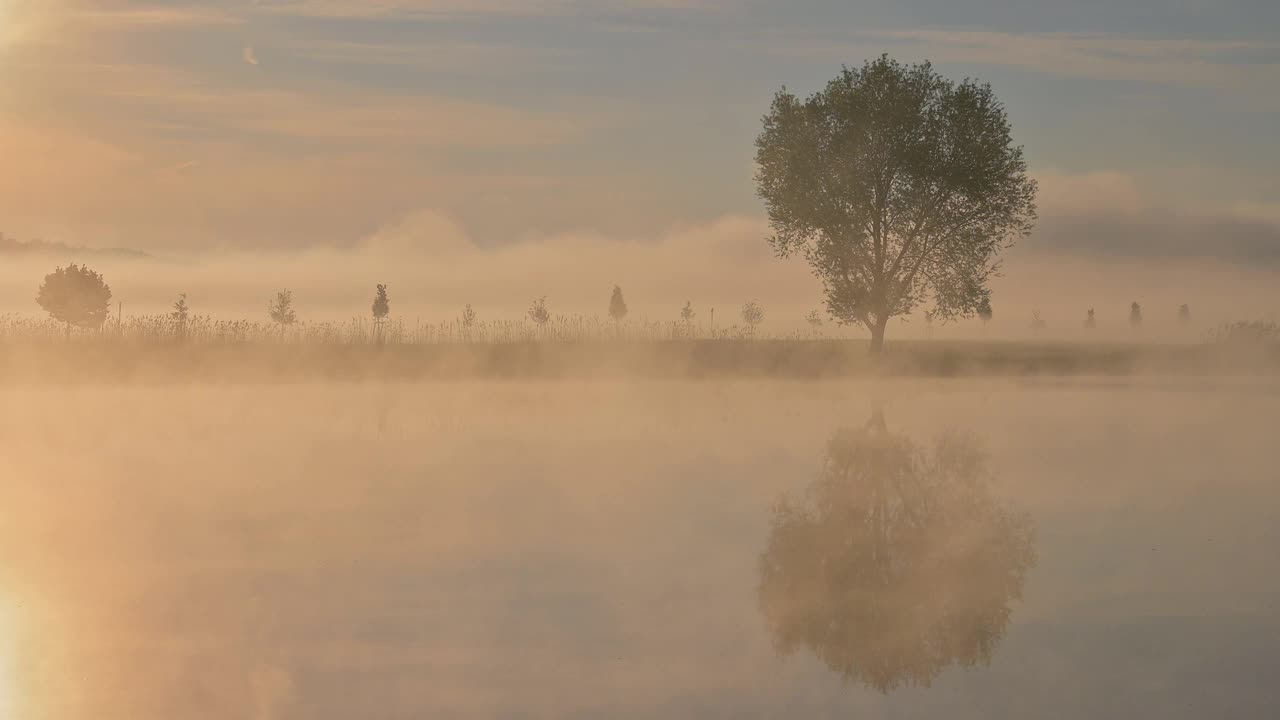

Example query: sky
[1,0,1278,271]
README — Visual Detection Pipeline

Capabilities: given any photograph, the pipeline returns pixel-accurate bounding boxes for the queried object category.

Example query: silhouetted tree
[805,309,824,330]
[171,293,190,343]
[1130,301,1143,330]
[35,263,112,338]
[1178,303,1191,326]
[528,296,550,327]
[742,301,765,333]
[372,284,390,344]
[759,415,1036,693]
[755,56,1037,353]
[923,310,935,339]
[268,289,297,337]
[680,301,696,338]
[1031,309,1046,333]
[977,298,993,328]
[1084,308,1096,329]
[460,303,478,329]
[372,284,390,322]
[608,285,628,324]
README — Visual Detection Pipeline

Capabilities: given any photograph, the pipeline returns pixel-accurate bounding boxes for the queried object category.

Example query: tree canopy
[35,263,112,334]
[268,289,297,329]
[608,285,628,322]
[372,284,390,321]
[755,55,1037,351]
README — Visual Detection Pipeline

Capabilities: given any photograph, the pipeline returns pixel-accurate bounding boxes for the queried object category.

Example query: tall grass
[0,312,837,345]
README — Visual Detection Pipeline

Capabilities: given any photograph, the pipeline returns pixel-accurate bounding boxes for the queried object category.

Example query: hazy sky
[1,0,1278,264]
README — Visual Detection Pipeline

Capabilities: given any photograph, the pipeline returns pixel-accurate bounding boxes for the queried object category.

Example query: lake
[1,377,1277,718]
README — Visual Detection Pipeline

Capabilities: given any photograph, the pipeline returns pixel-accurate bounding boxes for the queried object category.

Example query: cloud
[1026,208,1280,268]
[1024,170,1280,267]
[243,47,260,65]
[248,0,717,19]
[758,28,1280,96]
[1036,170,1144,214]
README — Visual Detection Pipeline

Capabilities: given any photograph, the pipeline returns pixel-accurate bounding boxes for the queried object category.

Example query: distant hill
[0,233,153,260]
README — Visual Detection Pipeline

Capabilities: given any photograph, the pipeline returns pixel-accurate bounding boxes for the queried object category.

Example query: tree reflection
[758,412,1037,692]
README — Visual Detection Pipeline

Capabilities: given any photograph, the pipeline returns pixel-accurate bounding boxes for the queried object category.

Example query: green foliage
[755,55,1037,350]
[35,263,113,332]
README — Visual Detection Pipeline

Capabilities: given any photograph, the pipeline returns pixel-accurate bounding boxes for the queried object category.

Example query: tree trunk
[65,321,71,341]
[868,316,889,354]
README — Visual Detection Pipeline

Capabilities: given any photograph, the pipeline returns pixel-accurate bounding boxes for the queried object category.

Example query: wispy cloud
[758,28,1280,92]
[248,0,720,19]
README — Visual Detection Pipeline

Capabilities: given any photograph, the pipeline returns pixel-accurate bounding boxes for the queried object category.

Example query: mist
[3,211,1276,343]
[4,0,1280,717]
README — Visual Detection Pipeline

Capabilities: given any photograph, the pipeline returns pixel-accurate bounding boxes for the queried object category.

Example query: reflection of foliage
[758,419,1036,693]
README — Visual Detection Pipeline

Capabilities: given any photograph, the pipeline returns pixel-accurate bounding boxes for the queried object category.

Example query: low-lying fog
[3,216,1276,340]
[1,377,1277,718]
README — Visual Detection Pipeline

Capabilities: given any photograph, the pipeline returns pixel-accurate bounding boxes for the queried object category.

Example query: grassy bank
[2,339,1277,384]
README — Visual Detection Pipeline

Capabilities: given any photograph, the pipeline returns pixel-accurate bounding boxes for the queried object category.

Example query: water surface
[1,378,1276,718]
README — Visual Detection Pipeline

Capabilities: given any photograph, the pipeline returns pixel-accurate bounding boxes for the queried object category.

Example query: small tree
[1178,304,1191,326]
[171,293,190,342]
[1129,302,1143,330]
[528,296,550,327]
[806,309,824,331]
[977,298,993,328]
[1030,310,1046,334]
[268,289,297,338]
[1084,308,1096,329]
[35,263,113,338]
[755,56,1038,353]
[371,284,390,344]
[608,285,628,324]
[742,301,765,334]
[680,301,696,338]
[461,303,478,329]
[923,310,935,339]
[372,284,390,322]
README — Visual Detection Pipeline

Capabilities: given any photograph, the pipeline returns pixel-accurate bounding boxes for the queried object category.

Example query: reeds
[0,311,834,346]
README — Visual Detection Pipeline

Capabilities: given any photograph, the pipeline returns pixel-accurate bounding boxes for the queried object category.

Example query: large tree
[755,56,1037,352]
[35,263,113,338]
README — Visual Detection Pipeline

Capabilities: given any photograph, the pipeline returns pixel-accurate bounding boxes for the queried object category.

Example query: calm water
[1,378,1277,718]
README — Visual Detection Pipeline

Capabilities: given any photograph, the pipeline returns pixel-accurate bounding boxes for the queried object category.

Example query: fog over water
[2,376,1276,718]
[4,4,1279,716]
